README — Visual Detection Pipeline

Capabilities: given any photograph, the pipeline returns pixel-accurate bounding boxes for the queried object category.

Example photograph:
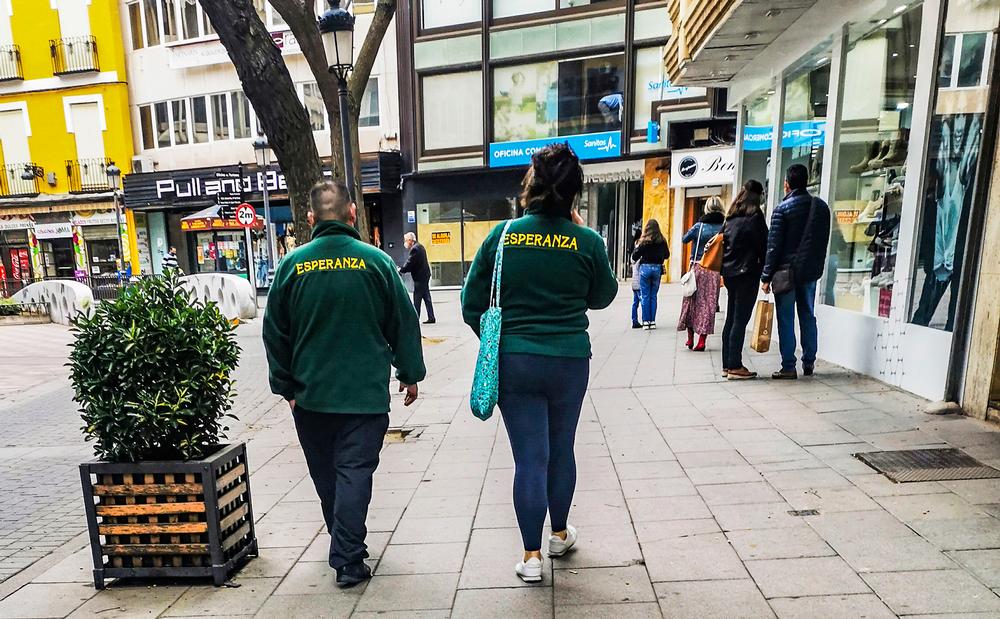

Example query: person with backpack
[761,164,832,379]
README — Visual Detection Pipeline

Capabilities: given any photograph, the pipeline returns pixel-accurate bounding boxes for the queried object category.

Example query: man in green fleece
[263,180,425,587]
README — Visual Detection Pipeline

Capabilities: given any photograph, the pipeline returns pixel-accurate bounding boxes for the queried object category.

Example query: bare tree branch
[349,0,395,105]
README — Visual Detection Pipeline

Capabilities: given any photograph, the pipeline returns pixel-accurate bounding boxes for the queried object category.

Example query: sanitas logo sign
[489,131,622,167]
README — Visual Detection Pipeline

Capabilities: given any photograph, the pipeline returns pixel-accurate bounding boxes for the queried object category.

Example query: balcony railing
[50,36,99,75]
[66,158,113,193]
[0,44,23,81]
[0,162,41,197]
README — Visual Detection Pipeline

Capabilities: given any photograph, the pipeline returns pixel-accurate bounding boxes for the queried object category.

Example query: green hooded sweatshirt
[263,220,426,414]
[461,211,619,358]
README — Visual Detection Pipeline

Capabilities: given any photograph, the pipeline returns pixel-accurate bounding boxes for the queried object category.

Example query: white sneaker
[515,556,543,583]
[548,525,578,557]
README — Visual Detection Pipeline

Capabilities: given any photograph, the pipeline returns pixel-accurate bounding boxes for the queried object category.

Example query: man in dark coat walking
[400,232,436,324]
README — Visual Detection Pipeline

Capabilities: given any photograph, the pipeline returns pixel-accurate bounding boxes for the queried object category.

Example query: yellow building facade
[0,0,137,289]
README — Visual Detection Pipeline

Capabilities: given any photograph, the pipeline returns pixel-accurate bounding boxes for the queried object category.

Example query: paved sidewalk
[2,286,1000,618]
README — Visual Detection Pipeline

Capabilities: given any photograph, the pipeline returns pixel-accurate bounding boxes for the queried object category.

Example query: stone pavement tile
[621,477,697,499]
[941,479,1000,505]
[554,565,655,606]
[557,524,644,569]
[720,429,788,445]
[366,506,405,533]
[0,583,94,618]
[627,496,712,522]
[480,469,514,504]
[162,577,280,617]
[780,486,882,513]
[698,482,783,506]
[665,437,733,454]
[862,570,1000,615]
[238,546,302,578]
[767,594,895,618]
[353,611,449,618]
[473,501,519,529]
[300,531,390,563]
[254,593,356,618]
[685,464,763,486]
[32,546,92,583]
[458,528,552,590]
[762,468,851,490]
[412,476,485,498]
[635,520,747,583]
[647,408,711,429]
[745,557,870,598]
[848,473,948,497]
[675,449,747,468]
[735,441,812,465]
[825,533,955,573]
[876,492,988,521]
[371,471,424,491]
[554,602,662,618]
[710,502,807,531]
[615,461,685,480]
[260,499,325,522]
[369,489,417,510]
[375,542,466,575]
[66,585,188,618]
[948,550,1000,587]
[355,573,459,612]
[654,579,774,618]
[402,495,479,519]
[451,587,552,618]
[569,490,631,526]
[423,460,489,481]
[726,527,835,561]
[790,430,866,447]
[576,468,625,491]
[752,457,825,473]
[860,430,947,451]
[909,516,1000,550]
[391,515,472,544]
[273,561,363,596]
[804,398,869,413]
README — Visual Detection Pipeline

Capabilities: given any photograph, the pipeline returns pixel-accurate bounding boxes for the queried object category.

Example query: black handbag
[771,197,816,295]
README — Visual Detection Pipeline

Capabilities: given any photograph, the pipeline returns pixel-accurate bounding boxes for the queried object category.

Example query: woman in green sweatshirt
[462,144,618,583]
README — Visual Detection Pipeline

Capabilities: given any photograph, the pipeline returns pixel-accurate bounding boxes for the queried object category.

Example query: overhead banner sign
[489,131,621,168]
[670,147,736,188]
[743,120,827,152]
[0,216,33,231]
[35,223,73,239]
[169,31,301,69]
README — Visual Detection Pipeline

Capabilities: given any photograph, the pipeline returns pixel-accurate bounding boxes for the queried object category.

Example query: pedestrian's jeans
[774,280,818,372]
[498,353,589,552]
[721,274,758,370]
[413,278,435,321]
[631,289,641,325]
[638,263,663,323]
[292,407,390,569]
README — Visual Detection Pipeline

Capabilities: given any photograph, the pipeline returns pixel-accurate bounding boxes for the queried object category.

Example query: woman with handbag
[721,180,768,379]
[461,144,618,583]
[631,219,669,329]
[677,197,725,351]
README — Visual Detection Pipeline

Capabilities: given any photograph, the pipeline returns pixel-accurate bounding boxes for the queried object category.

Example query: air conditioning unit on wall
[131,156,155,174]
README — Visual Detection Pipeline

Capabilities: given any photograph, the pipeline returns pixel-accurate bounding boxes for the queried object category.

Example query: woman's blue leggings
[498,353,589,552]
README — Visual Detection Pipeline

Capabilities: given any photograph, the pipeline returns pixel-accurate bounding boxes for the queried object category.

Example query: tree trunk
[199,0,323,244]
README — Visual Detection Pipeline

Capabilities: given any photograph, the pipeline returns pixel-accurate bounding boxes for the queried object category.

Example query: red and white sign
[235,203,258,228]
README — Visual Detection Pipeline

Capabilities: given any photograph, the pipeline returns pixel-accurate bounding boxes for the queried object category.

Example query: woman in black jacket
[721,180,768,380]
[631,219,670,329]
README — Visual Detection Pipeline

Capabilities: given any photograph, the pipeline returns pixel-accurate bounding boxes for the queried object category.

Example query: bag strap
[489,220,515,309]
[689,224,703,266]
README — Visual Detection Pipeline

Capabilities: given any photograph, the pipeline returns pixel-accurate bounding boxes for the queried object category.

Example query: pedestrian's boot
[772,369,798,380]
[336,562,372,587]
[423,318,436,325]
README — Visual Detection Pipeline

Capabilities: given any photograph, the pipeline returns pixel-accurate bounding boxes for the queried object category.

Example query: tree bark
[199,0,323,244]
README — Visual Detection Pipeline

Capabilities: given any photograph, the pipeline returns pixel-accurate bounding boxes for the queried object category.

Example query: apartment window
[171,99,189,145]
[191,96,209,143]
[181,0,199,40]
[421,0,482,29]
[211,94,230,140]
[359,78,379,128]
[302,83,326,131]
[154,102,169,147]
[160,0,178,43]
[561,0,614,6]
[939,32,991,89]
[139,105,154,150]
[493,0,550,20]
[203,9,215,36]
[422,71,483,151]
[128,2,144,50]
[232,91,252,139]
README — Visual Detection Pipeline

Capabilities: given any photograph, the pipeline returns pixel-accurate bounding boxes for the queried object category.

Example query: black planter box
[79,443,258,589]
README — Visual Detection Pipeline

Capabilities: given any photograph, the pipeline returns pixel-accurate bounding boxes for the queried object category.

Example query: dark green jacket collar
[312,220,361,240]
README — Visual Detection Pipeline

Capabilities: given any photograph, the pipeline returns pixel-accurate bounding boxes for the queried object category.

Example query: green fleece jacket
[263,220,426,414]
[461,211,619,358]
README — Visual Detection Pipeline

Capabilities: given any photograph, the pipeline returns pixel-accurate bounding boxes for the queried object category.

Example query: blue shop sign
[743,120,827,152]
[489,131,621,167]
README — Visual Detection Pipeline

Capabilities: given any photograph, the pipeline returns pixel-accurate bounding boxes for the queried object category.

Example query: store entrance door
[581,180,643,279]
[681,195,713,275]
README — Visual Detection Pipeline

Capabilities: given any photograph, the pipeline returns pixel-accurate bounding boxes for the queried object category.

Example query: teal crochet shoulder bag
[470,220,514,421]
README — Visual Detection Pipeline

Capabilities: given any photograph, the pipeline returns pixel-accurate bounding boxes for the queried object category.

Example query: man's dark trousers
[413,278,435,321]
[292,407,390,569]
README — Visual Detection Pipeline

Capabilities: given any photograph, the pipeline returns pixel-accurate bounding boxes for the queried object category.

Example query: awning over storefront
[180,206,264,232]
[124,152,403,211]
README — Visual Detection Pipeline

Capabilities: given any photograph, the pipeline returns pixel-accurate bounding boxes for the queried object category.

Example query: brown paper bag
[750,299,773,353]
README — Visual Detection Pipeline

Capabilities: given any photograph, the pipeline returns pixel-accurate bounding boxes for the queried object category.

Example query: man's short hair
[786,164,809,191]
[309,180,353,222]
[404,232,416,242]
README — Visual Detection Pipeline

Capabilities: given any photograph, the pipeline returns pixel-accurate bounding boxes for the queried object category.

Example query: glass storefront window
[909,9,999,330]
[740,89,774,196]
[823,5,922,315]
[493,53,624,142]
[778,43,832,195]
[193,231,248,276]
[416,200,513,287]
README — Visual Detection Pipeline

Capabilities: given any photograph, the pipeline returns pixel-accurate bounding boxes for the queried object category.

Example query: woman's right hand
[571,209,585,226]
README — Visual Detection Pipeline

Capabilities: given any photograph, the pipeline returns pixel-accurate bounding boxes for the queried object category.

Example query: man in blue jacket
[761,164,832,379]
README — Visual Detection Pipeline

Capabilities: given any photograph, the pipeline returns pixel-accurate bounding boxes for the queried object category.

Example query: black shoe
[423,319,436,325]
[772,369,798,380]
[632,322,642,329]
[803,365,814,376]
[336,562,372,588]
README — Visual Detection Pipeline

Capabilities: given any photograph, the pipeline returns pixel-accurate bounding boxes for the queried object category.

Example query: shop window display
[823,6,922,315]
[740,90,774,197]
[778,48,831,195]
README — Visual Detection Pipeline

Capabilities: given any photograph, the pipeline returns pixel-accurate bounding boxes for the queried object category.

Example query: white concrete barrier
[179,273,257,321]
[12,281,94,326]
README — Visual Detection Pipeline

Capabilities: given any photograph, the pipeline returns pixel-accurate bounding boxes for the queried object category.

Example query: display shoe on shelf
[880,139,908,167]
[850,141,881,174]
[868,140,893,170]
[859,197,884,221]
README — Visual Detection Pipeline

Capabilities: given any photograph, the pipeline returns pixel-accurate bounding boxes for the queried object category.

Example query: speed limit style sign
[235,203,257,228]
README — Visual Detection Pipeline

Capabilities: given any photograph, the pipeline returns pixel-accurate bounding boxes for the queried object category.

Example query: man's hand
[761,282,771,295]
[571,209,585,226]
[287,399,296,411]
[398,383,419,406]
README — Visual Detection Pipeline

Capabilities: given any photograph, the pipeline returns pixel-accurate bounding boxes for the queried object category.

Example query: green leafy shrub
[0,297,19,316]
[69,273,240,462]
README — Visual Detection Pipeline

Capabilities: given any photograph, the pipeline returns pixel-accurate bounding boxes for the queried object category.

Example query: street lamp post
[105,164,125,277]
[253,134,277,285]
[318,0,356,202]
